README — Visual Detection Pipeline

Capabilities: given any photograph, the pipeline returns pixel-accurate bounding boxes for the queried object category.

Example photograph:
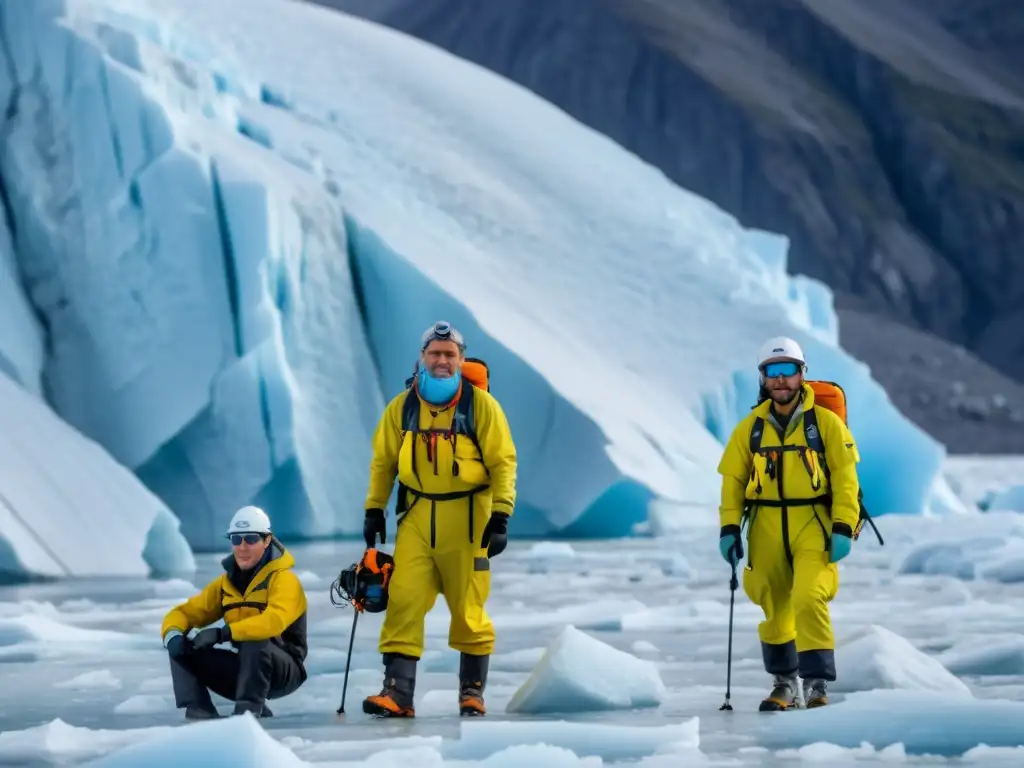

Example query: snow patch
[833,624,971,694]
[899,520,1024,584]
[86,712,304,767]
[759,690,1024,756]
[941,636,1024,677]
[505,625,666,714]
[54,669,123,691]
[0,719,177,765]
[448,718,699,762]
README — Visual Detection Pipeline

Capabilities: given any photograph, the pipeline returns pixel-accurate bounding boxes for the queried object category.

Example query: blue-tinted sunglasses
[229,533,265,546]
[762,361,801,378]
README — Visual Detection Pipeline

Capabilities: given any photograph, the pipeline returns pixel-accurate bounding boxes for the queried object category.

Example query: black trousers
[170,639,306,715]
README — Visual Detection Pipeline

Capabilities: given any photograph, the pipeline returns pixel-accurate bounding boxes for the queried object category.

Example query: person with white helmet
[716,336,862,711]
[159,505,309,720]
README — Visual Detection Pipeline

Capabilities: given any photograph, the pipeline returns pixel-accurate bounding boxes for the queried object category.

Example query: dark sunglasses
[229,533,265,546]
[762,361,801,378]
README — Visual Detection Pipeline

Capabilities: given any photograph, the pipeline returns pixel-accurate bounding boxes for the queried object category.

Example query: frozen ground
[2,510,1024,765]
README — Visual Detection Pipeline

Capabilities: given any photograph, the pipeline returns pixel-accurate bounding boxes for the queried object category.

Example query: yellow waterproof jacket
[717,382,861,533]
[365,381,517,527]
[160,539,308,664]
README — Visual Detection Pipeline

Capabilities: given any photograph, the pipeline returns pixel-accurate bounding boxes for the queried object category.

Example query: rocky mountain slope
[311,0,1024,452]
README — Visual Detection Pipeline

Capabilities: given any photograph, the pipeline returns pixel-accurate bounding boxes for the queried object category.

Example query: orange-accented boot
[803,678,828,708]
[363,653,416,718]
[758,673,798,712]
[458,652,489,717]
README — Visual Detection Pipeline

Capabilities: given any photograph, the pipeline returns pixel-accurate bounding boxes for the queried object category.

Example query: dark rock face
[309,0,1024,451]
[837,308,1024,454]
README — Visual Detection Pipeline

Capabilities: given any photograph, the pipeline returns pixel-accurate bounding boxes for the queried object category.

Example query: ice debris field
[0,0,966,577]
[2,0,1024,763]
[5,505,1024,766]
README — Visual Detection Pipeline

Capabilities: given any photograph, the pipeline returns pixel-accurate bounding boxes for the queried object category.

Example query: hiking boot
[184,705,220,721]
[363,653,416,718]
[803,678,828,708]
[458,652,489,717]
[232,703,273,717]
[759,673,798,711]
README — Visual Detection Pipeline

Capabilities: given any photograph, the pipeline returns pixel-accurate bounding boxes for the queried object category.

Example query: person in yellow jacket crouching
[361,320,517,719]
[160,506,308,720]
[717,337,862,711]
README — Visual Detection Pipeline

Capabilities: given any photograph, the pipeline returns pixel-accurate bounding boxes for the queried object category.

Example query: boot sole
[758,698,793,712]
[362,700,415,718]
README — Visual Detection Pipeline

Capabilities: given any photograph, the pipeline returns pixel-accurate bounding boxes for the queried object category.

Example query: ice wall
[0,0,381,550]
[0,369,194,581]
[0,0,956,553]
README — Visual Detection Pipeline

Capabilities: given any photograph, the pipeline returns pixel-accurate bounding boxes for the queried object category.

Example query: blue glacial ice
[0,0,963,567]
[0,367,193,580]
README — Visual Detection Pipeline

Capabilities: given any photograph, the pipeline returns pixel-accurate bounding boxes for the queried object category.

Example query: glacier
[0,368,193,580]
[0,0,962,565]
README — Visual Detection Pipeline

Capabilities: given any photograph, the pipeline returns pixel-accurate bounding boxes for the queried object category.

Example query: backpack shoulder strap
[750,416,766,454]
[453,383,481,455]
[401,388,420,433]
[803,406,825,456]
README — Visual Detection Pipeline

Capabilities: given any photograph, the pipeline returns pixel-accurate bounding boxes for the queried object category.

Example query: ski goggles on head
[229,533,265,546]
[421,321,465,350]
[761,361,802,378]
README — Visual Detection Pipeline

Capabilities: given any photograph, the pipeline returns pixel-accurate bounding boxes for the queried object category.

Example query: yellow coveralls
[365,382,517,658]
[717,382,861,681]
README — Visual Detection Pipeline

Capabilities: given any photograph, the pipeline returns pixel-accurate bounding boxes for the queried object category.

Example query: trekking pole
[336,606,361,716]
[719,559,739,712]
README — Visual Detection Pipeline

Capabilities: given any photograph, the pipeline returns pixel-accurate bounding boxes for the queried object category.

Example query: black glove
[364,508,386,548]
[166,633,190,660]
[191,624,231,651]
[481,512,509,558]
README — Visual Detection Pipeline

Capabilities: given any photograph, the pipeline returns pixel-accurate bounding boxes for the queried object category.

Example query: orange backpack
[750,379,883,545]
[460,358,490,392]
[807,380,846,424]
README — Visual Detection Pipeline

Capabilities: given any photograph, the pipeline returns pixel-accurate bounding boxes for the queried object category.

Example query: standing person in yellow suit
[717,336,862,711]
[361,320,518,718]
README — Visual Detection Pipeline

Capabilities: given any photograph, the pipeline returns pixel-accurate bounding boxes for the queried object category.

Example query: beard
[770,387,799,405]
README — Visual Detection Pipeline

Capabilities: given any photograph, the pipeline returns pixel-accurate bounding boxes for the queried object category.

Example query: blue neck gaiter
[417,367,461,405]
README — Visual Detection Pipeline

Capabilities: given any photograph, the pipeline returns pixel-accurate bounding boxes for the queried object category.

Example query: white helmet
[757,336,806,369]
[225,505,272,537]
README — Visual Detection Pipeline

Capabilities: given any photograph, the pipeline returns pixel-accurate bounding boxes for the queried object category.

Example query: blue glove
[719,524,743,566]
[830,523,853,563]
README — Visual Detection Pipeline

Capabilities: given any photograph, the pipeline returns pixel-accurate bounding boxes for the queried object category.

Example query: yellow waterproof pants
[379,498,495,658]
[743,505,839,655]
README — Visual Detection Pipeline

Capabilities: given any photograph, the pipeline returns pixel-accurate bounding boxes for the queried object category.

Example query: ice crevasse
[0,0,964,570]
